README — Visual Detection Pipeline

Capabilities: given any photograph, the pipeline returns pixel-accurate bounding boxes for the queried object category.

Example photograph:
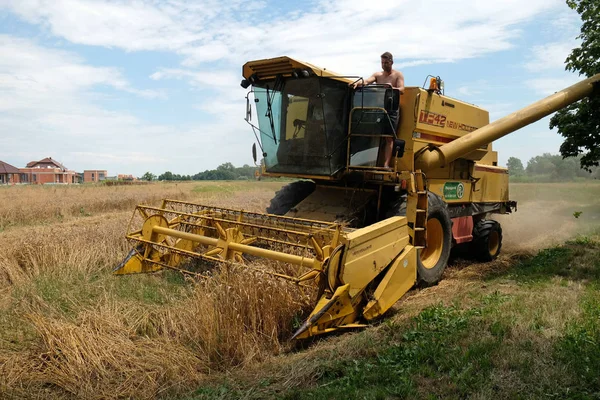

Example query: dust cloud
[496,190,599,254]
[497,205,575,253]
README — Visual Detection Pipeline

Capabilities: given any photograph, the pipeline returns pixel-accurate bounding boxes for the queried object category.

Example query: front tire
[266,180,316,215]
[386,192,452,285]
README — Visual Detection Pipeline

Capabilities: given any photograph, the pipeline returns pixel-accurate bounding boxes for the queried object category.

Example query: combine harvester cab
[115,57,600,339]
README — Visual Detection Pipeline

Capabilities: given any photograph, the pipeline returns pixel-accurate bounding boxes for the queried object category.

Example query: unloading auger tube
[415,73,600,171]
[115,73,600,340]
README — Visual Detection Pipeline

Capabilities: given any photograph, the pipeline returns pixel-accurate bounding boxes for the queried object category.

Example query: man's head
[381,52,393,72]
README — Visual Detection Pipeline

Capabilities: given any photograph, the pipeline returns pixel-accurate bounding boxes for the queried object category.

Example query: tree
[506,157,525,176]
[519,153,596,181]
[158,171,174,181]
[526,154,557,176]
[216,162,235,172]
[140,171,156,181]
[549,0,600,171]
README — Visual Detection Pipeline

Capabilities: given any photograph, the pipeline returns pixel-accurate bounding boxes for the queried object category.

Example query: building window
[92,173,95,180]
[33,174,37,182]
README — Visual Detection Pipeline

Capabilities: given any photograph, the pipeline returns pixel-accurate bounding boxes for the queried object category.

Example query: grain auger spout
[415,74,600,172]
[117,55,600,339]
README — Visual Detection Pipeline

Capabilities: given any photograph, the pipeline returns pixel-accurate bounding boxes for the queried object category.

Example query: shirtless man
[352,52,405,169]
[353,52,405,93]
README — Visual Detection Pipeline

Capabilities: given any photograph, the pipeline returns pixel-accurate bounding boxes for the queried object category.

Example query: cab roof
[242,56,353,84]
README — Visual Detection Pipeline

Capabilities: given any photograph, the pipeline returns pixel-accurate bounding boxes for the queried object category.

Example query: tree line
[140,163,257,181]
[507,153,600,182]
[140,154,599,183]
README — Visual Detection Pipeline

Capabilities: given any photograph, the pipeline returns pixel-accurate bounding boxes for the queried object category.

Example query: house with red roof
[0,160,27,184]
[20,157,80,184]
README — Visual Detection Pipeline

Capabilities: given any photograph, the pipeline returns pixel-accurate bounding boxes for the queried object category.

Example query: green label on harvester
[443,182,465,200]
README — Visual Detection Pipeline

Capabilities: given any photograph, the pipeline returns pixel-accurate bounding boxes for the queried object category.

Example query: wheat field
[1,180,598,399]
[0,181,319,399]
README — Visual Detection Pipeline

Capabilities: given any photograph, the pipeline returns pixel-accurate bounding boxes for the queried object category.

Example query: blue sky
[0,0,585,177]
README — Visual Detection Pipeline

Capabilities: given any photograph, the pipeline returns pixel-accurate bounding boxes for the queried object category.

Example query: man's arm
[352,73,378,89]
[395,71,405,94]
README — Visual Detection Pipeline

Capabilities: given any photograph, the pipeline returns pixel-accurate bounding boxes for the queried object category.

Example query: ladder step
[414,227,425,231]
[416,209,426,213]
[417,191,427,195]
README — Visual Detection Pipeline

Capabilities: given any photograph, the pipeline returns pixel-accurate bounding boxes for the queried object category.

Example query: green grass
[509,181,600,204]
[556,283,600,396]
[192,183,245,194]
[192,181,285,194]
[296,305,491,399]
[188,234,600,400]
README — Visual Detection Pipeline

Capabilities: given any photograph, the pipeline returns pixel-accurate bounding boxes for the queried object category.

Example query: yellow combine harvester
[115,57,600,339]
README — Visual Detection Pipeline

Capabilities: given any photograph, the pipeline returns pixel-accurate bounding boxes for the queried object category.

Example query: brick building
[0,160,27,184]
[117,174,136,181]
[20,157,79,184]
[84,170,107,183]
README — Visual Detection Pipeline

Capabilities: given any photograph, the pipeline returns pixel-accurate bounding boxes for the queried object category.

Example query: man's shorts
[388,110,399,135]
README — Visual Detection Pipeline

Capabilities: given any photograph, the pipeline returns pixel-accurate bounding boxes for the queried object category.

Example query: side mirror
[245,96,251,122]
[252,143,257,164]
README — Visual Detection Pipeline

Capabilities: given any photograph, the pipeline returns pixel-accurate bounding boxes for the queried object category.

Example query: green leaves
[507,157,525,176]
[565,0,600,77]
[550,0,600,171]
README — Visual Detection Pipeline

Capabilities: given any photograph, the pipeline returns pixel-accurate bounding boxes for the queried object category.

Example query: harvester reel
[210,226,249,263]
[326,244,345,291]
[387,192,452,284]
[168,239,196,267]
[142,215,169,243]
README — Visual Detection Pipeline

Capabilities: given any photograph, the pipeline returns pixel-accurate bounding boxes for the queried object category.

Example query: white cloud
[3,0,565,72]
[0,35,252,175]
[524,41,578,72]
[477,102,516,121]
[525,76,581,96]
[70,151,166,164]
[150,68,239,91]
[522,7,581,74]
[456,86,483,97]
[3,0,205,52]
[0,35,162,100]
[550,7,582,31]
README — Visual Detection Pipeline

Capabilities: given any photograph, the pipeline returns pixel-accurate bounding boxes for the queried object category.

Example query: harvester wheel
[386,192,452,285]
[266,180,316,215]
[471,219,502,262]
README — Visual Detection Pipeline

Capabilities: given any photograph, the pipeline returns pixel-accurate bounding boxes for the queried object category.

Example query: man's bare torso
[374,70,403,88]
